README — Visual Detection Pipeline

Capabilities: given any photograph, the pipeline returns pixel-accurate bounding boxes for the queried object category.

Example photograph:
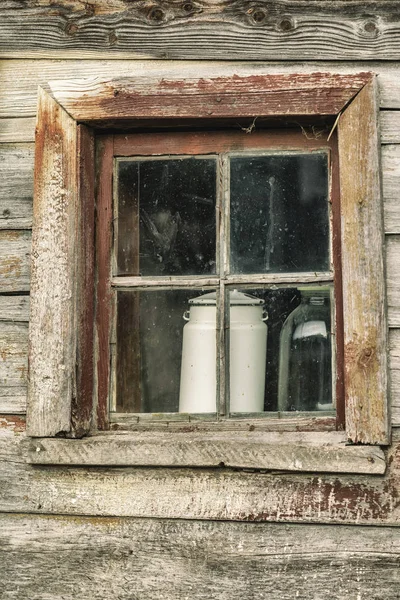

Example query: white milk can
[179,290,268,413]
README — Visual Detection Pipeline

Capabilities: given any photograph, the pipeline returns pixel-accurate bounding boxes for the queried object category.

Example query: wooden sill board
[27,430,386,474]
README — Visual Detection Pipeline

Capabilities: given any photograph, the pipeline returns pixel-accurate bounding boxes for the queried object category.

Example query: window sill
[27,431,386,475]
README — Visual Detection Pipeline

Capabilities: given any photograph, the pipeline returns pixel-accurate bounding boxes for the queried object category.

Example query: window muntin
[110,134,336,419]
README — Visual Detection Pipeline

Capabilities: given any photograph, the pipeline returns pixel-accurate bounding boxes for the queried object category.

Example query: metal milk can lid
[188,290,264,306]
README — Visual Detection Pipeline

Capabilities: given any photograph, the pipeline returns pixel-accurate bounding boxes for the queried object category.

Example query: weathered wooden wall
[2,2,400,598]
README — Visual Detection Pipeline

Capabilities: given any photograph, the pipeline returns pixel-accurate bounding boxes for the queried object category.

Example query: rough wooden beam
[47,72,372,122]
[27,87,78,437]
[338,78,389,444]
[26,430,386,474]
[1,1,400,61]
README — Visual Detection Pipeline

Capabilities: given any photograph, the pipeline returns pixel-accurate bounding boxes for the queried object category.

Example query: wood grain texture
[1,422,400,524]
[94,136,114,431]
[0,299,28,414]
[387,236,400,328]
[47,72,371,121]
[70,125,95,437]
[1,514,400,600]
[0,117,36,143]
[26,87,77,437]
[0,144,33,230]
[0,296,29,322]
[1,1,400,61]
[338,79,389,445]
[0,322,28,414]
[2,61,400,119]
[389,329,400,426]
[26,430,386,474]
[382,145,400,233]
[0,230,31,292]
[381,111,400,144]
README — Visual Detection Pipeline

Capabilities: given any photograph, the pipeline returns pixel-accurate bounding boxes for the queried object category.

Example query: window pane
[116,158,217,276]
[229,153,329,274]
[228,287,333,413]
[115,289,217,414]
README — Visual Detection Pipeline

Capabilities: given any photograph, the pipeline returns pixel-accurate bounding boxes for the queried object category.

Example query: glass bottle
[278,289,332,412]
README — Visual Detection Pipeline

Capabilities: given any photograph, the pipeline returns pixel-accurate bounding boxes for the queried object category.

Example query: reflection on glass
[229,153,329,274]
[225,287,333,413]
[116,289,216,413]
[278,289,332,411]
[116,158,217,277]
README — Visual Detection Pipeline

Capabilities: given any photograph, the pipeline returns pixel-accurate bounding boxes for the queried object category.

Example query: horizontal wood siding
[1,1,400,61]
[2,62,400,118]
[0,420,400,524]
[1,513,400,599]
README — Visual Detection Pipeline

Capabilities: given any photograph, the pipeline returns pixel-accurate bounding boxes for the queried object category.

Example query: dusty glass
[229,153,329,274]
[115,289,217,413]
[116,157,217,277]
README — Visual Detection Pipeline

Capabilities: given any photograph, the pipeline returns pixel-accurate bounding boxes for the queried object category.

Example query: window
[26,72,388,473]
[98,130,340,425]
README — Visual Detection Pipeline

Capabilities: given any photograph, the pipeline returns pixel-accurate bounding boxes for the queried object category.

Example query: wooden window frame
[99,129,340,423]
[26,72,389,473]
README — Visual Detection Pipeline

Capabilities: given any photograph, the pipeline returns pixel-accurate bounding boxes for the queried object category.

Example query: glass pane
[229,153,329,274]
[116,157,217,276]
[115,289,217,414]
[228,287,333,413]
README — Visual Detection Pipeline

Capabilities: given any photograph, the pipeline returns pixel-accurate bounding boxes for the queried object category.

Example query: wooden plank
[70,125,95,437]
[1,514,400,600]
[0,295,29,322]
[47,72,371,122]
[2,1,400,61]
[0,230,31,292]
[382,145,400,233]
[0,322,28,414]
[338,78,389,445]
[26,430,386,474]
[381,111,400,144]
[0,117,36,143]
[387,236,400,327]
[94,136,114,430]
[27,87,78,437]
[0,296,28,413]
[0,144,33,229]
[1,422,400,524]
[2,61,400,118]
[0,395,26,414]
[389,329,400,426]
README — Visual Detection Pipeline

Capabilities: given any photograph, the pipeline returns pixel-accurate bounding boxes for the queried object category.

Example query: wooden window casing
[26,72,389,472]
